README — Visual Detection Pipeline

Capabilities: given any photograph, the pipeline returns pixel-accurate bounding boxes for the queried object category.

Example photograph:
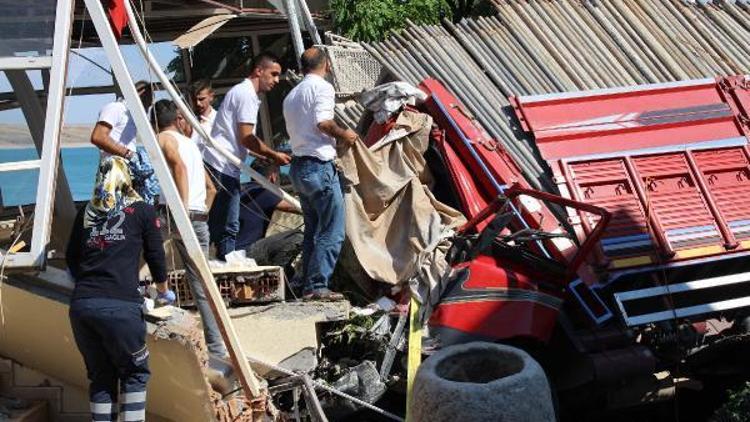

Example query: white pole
[125,5,301,212]
[284,0,306,69]
[296,0,322,45]
[29,0,76,267]
[83,0,263,398]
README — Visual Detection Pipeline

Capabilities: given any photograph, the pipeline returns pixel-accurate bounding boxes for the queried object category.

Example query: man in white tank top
[150,100,227,358]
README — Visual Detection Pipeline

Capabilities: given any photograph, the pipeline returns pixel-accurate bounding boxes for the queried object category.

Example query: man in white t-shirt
[283,47,357,301]
[186,79,217,154]
[90,80,158,203]
[206,53,291,260]
[150,99,227,358]
[90,80,153,160]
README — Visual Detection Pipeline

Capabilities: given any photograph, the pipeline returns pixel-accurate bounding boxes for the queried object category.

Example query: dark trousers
[206,164,241,260]
[69,297,149,422]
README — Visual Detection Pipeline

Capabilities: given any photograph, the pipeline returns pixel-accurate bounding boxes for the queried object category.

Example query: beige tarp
[337,110,465,314]
[172,15,236,49]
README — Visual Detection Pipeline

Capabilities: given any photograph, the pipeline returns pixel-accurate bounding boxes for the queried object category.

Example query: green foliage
[712,382,750,422]
[325,314,378,347]
[166,37,254,82]
[329,0,452,42]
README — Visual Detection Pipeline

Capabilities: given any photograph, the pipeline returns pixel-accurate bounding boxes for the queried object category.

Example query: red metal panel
[433,130,492,225]
[430,256,562,342]
[568,159,655,260]
[512,78,749,160]
[538,118,740,160]
[633,154,722,250]
[515,81,724,134]
[420,78,582,265]
[694,147,750,240]
[514,77,750,269]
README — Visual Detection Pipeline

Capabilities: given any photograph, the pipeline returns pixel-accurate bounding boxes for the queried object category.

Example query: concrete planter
[411,342,555,422]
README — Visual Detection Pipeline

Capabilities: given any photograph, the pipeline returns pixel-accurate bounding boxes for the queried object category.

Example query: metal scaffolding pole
[283,0,305,68]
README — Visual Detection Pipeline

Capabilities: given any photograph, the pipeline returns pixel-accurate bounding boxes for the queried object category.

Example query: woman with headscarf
[66,156,174,422]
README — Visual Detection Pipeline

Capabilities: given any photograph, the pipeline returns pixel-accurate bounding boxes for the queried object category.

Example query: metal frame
[518,78,716,104]
[561,136,747,164]
[1,0,75,269]
[614,271,750,326]
[282,0,304,68]
[614,273,750,327]
[0,57,53,70]
[0,160,42,173]
[568,278,613,325]
[458,185,611,280]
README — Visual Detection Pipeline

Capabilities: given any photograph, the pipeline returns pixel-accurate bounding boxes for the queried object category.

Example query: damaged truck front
[418,76,750,414]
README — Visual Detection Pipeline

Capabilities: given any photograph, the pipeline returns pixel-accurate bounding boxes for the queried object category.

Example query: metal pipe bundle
[363,0,750,194]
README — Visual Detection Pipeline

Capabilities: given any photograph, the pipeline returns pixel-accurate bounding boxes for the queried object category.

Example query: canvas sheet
[338,110,465,314]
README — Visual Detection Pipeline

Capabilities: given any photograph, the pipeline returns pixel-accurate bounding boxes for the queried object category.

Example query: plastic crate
[168,265,284,307]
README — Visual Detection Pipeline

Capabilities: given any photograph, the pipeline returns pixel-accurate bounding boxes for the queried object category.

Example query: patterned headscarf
[84,156,142,228]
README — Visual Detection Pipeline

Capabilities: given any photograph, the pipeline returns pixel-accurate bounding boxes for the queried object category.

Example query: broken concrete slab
[227,301,349,376]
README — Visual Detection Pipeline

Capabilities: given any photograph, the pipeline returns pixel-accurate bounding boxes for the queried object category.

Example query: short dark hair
[250,52,280,73]
[135,80,152,95]
[188,79,213,98]
[301,47,327,74]
[150,99,178,130]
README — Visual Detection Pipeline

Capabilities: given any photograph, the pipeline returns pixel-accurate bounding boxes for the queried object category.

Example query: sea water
[0,146,279,207]
[0,147,99,206]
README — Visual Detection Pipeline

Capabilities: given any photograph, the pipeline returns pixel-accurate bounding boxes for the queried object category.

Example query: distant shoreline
[0,124,93,150]
[0,142,93,150]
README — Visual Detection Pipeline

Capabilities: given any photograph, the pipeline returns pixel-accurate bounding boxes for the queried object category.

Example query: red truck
[421,76,750,414]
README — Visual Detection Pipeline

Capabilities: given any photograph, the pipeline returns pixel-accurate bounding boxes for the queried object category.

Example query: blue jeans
[206,164,240,260]
[290,156,346,292]
[69,297,149,422]
[162,214,228,357]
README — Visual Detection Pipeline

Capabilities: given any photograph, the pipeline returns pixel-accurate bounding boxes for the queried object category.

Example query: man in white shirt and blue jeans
[283,47,357,301]
[205,53,291,260]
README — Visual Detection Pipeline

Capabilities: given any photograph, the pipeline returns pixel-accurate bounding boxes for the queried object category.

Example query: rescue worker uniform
[66,157,167,422]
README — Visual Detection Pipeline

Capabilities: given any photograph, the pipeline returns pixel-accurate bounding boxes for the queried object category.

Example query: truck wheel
[411,341,556,422]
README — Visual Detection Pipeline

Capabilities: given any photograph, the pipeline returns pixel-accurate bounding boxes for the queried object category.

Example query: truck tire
[411,341,555,422]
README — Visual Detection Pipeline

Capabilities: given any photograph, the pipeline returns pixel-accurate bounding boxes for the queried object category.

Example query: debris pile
[362,0,750,191]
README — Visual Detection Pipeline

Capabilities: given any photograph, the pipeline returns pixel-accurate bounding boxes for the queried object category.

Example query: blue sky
[0,42,177,125]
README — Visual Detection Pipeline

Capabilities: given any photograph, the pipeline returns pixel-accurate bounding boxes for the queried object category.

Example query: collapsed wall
[0,274,270,421]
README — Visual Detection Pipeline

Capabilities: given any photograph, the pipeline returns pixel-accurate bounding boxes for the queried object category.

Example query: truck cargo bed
[512,76,750,271]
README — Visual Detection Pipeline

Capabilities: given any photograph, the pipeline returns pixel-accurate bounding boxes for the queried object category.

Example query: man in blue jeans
[283,47,358,300]
[204,53,291,260]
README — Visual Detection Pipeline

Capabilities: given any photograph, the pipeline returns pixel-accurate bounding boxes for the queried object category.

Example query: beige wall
[0,282,216,421]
